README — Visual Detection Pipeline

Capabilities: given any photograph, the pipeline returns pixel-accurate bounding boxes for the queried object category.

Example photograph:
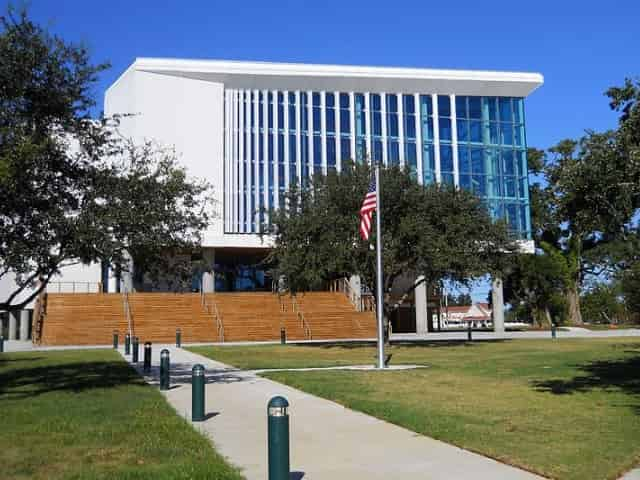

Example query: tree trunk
[567,284,583,325]
[544,307,553,327]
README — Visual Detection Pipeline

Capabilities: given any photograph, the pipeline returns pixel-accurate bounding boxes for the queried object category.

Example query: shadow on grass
[531,352,640,413]
[0,361,143,400]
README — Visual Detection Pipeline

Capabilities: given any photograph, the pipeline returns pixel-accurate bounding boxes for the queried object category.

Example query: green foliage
[580,283,627,324]
[0,9,213,308]
[445,292,473,306]
[503,243,570,326]
[269,162,515,301]
[620,262,640,321]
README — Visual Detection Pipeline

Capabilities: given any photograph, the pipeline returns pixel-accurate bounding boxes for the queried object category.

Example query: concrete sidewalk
[121,345,544,480]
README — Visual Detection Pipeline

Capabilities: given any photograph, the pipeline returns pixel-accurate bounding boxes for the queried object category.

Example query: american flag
[359,173,377,240]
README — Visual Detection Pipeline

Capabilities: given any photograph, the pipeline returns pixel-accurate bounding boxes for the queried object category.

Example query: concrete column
[348,275,361,310]
[415,276,428,334]
[19,310,31,340]
[8,310,18,340]
[492,276,505,335]
[202,272,215,293]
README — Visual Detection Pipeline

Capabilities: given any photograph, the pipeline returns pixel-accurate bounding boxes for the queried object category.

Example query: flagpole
[374,161,385,369]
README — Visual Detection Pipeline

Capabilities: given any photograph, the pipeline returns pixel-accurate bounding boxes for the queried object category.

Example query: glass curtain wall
[225,89,531,239]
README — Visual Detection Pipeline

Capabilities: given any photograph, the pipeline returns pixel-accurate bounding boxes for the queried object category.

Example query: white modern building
[104,58,542,291]
[1,58,543,337]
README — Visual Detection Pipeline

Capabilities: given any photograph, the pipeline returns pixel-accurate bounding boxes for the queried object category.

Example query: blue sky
[23,0,640,301]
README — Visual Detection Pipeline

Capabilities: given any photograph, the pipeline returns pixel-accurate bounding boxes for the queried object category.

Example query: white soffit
[124,58,543,97]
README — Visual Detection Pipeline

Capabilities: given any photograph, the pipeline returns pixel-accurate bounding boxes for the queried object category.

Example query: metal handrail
[202,292,224,342]
[291,295,312,340]
[47,281,102,293]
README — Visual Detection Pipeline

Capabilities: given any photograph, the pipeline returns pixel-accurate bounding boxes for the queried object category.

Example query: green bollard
[280,327,286,345]
[160,349,170,391]
[268,396,290,480]
[113,330,119,349]
[132,337,139,363]
[551,323,557,339]
[0,335,4,353]
[192,364,205,421]
[176,328,181,348]
[143,342,152,374]
[124,333,131,355]
[467,323,472,342]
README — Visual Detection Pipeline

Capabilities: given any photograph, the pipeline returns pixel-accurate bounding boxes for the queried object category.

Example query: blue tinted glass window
[460,174,472,191]
[313,107,321,134]
[388,140,399,165]
[438,95,451,117]
[278,134,284,164]
[489,123,499,144]
[503,149,515,175]
[278,103,284,129]
[514,125,525,147]
[289,102,296,131]
[288,92,295,104]
[277,92,283,103]
[371,94,381,111]
[420,95,433,117]
[325,92,335,108]
[327,136,336,168]
[341,138,351,160]
[440,145,453,172]
[456,96,467,118]
[326,108,335,133]
[373,139,383,162]
[313,136,321,166]
[340,109,350,134]
[469,97,482,119]
[422,116,433,142]
[486,97,498,122]
[471,147,484,173]
[403,94,415,114]
[439,118,452,142]
[388,113,398,137]
[289,134,296,166]
[470,120,482,143]
[339,93,349,109]
[386,94,398,113]
[405,142,417,169]
[457,119,468,142]
[312,92,321,106]
[499,98,512,122]
[513,98,523,123]
[372,111,382,136]
[501,123,513,145]
[458,146,470,173]
[405,114,416,140]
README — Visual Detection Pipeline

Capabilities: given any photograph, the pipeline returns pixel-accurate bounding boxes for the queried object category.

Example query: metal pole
[268,396,290,480]
[160,349,170,390]
[375,162,385,369]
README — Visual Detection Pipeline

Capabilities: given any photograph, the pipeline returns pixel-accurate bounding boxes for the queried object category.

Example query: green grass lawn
[191,338,640,480]
[0,349,243,480]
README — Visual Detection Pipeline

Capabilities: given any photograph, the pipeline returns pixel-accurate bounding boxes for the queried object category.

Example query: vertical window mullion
[335,91,341,171]
[320,91,327,174]
[262,89,269,224]
[381,92,388,166]
[253,90,259,232]
[283,90,289,192]
[450,94,459,188]
[364,92,372,164]
[349,92,356,163]
[307,90,313,180]
[238,90,245,233]
[432,93,441,183]
[414,93,423,184]
[398,93,405,167]
[272,90,279,210]
[295,91,302,183]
